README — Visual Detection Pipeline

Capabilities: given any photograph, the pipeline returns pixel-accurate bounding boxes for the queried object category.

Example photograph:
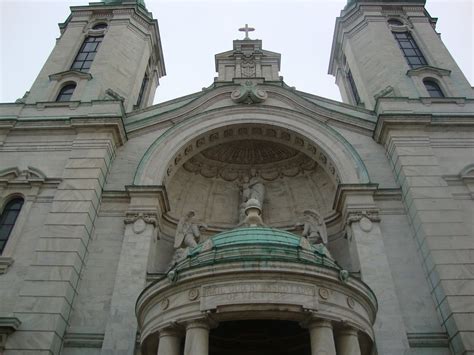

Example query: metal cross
[239,24,255,40]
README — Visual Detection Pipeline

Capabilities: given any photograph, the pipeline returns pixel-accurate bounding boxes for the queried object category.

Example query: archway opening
[209,320,311,355]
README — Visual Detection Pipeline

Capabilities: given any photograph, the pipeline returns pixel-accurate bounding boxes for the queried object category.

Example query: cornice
[125,84,377,138]
[374,112,474,145]
[49,70,92,82]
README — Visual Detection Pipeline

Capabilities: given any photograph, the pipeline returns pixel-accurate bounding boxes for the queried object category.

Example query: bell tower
[328,0,473,109]
[24,0,165,112]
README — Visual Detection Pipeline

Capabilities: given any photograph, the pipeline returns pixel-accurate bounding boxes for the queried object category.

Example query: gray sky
[1,0,473,104]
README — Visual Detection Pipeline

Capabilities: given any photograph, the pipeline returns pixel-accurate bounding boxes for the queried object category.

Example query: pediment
[124,82,377,138]
[0,166,46,183]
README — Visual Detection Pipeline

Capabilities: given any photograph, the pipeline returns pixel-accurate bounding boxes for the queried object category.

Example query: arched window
[56,83,76,102]
[71,35,104,72]
[423,79,445,97]
[0,198,24,254]
[392,31,427,68]
[388,19,404,26]
[92,23,108,30]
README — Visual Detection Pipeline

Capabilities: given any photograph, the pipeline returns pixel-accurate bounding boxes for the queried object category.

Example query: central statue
[239,168,265,225]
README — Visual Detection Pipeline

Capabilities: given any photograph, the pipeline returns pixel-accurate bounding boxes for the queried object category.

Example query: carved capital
[124,212,158,228]
[346,210,380,226]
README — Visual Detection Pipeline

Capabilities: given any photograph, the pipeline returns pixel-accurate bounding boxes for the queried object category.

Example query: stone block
[436,264,474,280]
[20,280,76,305]
[51,201,98,218]
[15,313,67,335]
[54,190,100,210]
[26,265,79,285]
[425,236,474,251]
[399,165,443,177]
[404,176,448,188]
[36,238,87,257]
[46,212,93,235]
[63,168,106,184]
[32,251,84,275]
[15,296,71,315]
[66,157,110,172]
[41,225,91,247]
[430,250,474,265]
[58,179,102,197]
[5,330,62,353]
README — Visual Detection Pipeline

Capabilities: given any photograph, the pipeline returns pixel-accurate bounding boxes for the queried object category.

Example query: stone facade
[0,0,472,354]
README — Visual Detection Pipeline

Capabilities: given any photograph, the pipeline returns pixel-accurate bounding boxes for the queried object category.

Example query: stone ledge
[63,332,104,348]
[407,332,449,348]
[0,257,14,274]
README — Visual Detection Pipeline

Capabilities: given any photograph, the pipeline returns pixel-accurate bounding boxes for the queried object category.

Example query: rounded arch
[56,82,77,102]
[133,109,370,186]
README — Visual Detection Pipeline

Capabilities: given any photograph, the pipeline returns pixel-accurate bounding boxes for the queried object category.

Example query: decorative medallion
[132,218,146,234]
[188,288,200,301]
[319,287,330,300]
[359,216,373,232]
[347,296,356,309]
[160,298,170,310]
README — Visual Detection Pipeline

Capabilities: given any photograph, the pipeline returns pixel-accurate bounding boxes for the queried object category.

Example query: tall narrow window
[136,74,149,108]
[423,79,445,97]
[0,198,24,254]
[71,35,104,72]
[393,32,427,68]
[347,70,361,105]
[56,83,76,102]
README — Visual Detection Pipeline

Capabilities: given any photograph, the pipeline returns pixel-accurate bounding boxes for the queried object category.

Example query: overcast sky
[0,0,472,105]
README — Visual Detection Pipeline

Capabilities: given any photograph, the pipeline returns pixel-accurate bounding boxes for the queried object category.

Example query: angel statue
[296,209,328,245]
[174,211,207,250]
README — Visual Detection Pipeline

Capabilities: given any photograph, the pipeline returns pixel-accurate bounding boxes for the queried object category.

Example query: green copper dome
[170,228,340,276]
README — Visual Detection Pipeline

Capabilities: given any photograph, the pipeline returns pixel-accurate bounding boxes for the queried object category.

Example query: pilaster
[382,127,474,354]
[100,185,168,355]
[5,130,119,355]
[335,185,410,354]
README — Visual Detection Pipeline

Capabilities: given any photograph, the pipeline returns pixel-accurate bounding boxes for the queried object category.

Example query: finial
[238,24,255,40]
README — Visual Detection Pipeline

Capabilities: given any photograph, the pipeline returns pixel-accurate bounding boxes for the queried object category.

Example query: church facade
[0,0,473,354]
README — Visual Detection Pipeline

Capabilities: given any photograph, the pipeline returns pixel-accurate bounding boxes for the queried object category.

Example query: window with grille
[393,32,427,68]
[56,83,76,102]
[0,198,24,254]
[71,36,103,72]
[423,79,445,97]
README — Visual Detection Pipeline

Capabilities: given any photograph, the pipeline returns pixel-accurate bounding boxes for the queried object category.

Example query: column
[157,328,181,355]
[308,320,336,355]
[184,320,210,355]
[336,327,361,355]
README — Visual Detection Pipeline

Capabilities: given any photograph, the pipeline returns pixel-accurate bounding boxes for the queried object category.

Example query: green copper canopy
[102,0,146,8]
[171,227,339,274]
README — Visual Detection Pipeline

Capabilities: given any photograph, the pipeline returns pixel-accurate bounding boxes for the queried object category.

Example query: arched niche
[134,110,369,187]
[163,124,337,228]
